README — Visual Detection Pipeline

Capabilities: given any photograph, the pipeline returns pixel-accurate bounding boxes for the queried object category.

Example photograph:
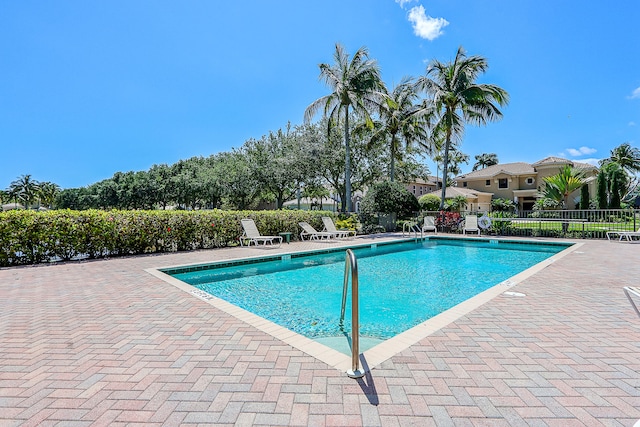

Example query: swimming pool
[164,238,571,353]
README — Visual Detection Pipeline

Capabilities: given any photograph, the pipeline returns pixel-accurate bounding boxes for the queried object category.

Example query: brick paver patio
[1,235,639,426]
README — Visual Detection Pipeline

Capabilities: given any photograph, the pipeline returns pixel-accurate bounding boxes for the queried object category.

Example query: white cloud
[566,146,597,157]
[407,5,449,41]
[629,87,640,99]
[395,0,416,8]
[630,121,637,127]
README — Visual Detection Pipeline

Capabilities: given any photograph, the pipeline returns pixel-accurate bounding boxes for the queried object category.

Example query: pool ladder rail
[340,249,365,378]
[402,221,423,240]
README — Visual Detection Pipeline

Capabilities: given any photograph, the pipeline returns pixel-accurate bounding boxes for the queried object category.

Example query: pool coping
[146,236,584,375]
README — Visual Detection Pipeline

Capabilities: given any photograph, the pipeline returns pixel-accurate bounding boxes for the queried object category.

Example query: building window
[485,180,491,186]
[463,181,468,187]
[498,178,508,189]
[526,177,535,185]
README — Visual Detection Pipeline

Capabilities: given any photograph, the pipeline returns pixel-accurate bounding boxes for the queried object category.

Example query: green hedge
[0,209,334,267]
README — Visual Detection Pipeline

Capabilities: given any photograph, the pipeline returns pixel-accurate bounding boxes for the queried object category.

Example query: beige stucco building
[404,176,441,198]
[450,156,598,211]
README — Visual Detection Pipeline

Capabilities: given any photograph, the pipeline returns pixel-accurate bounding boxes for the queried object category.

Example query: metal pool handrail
[340,249,365,378]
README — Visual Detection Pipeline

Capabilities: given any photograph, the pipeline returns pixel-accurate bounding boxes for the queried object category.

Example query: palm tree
[472,153,498,171]
[602,142,640,175]
[368,78,428,181]
[541,165,586,209]
[9,174,40,209]
[447,149,470,179]
[304,43,386,212]
[415,47,509,209]
[38,182,61,209]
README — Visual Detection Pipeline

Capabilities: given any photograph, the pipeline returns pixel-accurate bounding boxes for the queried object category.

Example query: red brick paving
[1,236,639,426]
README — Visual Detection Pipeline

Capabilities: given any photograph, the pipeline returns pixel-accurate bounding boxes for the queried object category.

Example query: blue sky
[1,1,639,189]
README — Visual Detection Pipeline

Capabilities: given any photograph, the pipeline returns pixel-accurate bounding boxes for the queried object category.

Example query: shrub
[418,194,441,211]
[0,209,335,267]
[359,181,420,219]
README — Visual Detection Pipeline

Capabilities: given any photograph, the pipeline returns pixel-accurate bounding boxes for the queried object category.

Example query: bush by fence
[0,209,335,267]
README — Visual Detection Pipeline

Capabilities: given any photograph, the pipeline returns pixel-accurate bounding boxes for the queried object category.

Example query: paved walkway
[1,235,639,426]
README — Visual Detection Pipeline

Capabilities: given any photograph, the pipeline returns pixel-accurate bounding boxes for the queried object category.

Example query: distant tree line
[49,119,429,211]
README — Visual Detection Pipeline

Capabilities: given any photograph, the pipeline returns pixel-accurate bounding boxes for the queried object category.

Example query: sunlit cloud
[629,87,640,99]
[565,146,597,157]
[407,5,449,40]
[394,0,416,8]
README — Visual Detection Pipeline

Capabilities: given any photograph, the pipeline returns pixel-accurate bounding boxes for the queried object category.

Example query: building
[404,176,442,198]
[452,156,598,211]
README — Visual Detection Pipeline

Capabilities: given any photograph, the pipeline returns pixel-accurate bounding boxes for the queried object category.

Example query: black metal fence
[415,209,639,239]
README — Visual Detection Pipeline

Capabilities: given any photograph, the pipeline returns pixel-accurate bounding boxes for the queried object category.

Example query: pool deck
[1,234,639,426]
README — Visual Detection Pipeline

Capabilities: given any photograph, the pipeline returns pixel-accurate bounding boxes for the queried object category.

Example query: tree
[8,174,40,209]
[579,184,590,210]
[597,169,608,209]
[602,142,640,175]
[311,116,385,212]
[446,149,470,180]
[244,124,314,209]
[415,47,509,210]
[472,153,499,171]
[38,182,61,209]
[541,165,586,209]
[601,161,628,208]
[304,43,386,212]
[368,78,428,181]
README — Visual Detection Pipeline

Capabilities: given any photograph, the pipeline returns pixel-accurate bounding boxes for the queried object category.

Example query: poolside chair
[606,227,640,242]
[240,219,282,247]
[321,216,356,239]
[463,215,480,235]
[299,222,335,240]
[623,287,640,318]
[422,216,437,234]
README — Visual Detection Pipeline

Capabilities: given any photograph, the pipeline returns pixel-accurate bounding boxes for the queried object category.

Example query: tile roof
[457,162,535,179]
[427,186,493,198]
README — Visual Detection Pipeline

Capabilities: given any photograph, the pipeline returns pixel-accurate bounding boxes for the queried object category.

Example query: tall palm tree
[368,78,428,182]
[415,47,509,209]
[304,43,386,212]
[542,165,586,209]
[603,142,640,175]
[472,153,499,171]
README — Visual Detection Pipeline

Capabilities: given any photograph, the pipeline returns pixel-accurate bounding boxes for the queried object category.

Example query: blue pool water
[168,238,569,345]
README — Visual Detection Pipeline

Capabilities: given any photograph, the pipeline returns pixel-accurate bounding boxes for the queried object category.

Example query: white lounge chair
[624,287,640,318]
[240,219,283,247]
[299,222,335,240]
[463,215,480,235]
[422,216,437,234]
[321,216,356,239]
[607,227,640,242]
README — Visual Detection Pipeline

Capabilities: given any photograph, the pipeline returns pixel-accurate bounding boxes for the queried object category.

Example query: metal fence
[414,209,639,239]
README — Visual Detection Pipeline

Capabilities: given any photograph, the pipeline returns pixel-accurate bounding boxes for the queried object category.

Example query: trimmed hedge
[0,209,334,267]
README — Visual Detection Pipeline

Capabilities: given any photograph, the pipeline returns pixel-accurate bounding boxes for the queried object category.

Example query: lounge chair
[463,215,480,235]
[299,222,335,240]
[240,219,283,247]
[321,216,356,239]
[607,227,640,242]
[422,216,437,234]
[623,287,640,318]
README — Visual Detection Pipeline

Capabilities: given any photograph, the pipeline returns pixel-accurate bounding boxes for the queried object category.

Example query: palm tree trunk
[439,130,452,210]
[389,136,396,182]
[344,107,352,212]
